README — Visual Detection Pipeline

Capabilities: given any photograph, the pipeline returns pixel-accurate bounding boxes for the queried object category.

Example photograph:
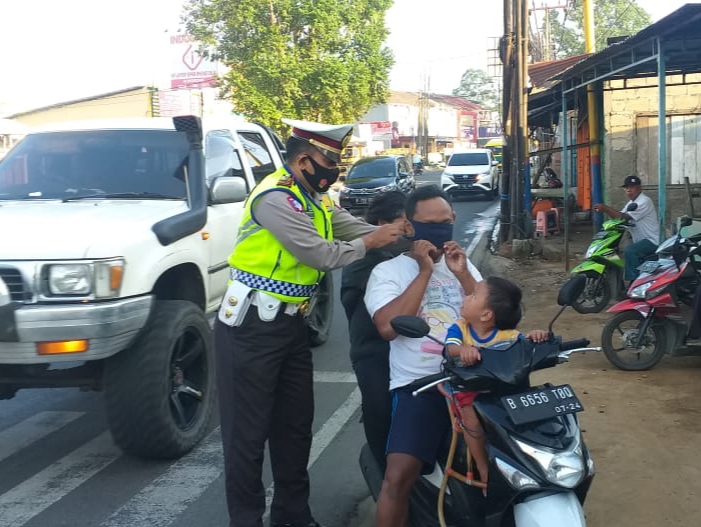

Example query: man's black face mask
[302,156,340,193]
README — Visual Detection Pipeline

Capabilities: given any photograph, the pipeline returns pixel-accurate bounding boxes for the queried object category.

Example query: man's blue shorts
[386,387,451,473]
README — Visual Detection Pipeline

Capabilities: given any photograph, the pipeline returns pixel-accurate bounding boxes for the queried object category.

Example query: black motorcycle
[359,275,599,527]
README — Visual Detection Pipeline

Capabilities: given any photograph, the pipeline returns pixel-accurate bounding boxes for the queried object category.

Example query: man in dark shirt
[341,191,409,470]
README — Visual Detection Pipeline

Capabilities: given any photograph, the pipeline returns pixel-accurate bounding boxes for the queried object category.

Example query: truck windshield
[0,130,189,200]
[448,152,489,166]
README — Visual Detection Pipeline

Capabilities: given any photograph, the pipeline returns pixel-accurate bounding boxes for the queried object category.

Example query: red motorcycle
[601,217,701,370]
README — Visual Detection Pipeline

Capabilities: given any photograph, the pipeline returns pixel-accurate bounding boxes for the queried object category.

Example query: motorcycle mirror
[557,274,587,307]
[390,316,431,338]
[680,215,693,228]
[625,202,638,212]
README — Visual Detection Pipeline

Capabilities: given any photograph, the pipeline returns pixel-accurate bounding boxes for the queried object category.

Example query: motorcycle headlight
[585,242,601,258]
[46,259,125,298]
[629,282,652,299]
[515,437,585,488]
[629,282,668,300]
[495,458,540,490]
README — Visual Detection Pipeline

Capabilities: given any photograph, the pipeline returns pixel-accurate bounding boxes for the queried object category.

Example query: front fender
[571,261,605,274]
[607,299,650,316]
[513,492,585,527]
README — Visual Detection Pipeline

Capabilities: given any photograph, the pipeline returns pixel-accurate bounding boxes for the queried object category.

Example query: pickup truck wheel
[104,300,215,459]
[307,273,334,347]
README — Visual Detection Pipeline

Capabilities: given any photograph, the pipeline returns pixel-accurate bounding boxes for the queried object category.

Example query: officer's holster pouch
[217,280,254,327]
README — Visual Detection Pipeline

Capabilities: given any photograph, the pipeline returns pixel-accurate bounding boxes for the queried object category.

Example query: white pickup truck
[0,115,334,459]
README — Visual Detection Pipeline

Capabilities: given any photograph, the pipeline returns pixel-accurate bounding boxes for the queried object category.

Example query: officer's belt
[231,269,317,299]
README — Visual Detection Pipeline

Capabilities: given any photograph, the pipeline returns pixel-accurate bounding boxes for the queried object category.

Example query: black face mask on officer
[302,155,340,193]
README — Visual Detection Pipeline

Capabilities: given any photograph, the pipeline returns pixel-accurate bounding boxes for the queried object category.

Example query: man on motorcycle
[594,175,660,284]
[364,185,482,527]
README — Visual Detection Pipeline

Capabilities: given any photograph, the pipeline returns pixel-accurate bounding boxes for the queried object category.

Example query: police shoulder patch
[286,195,305,213]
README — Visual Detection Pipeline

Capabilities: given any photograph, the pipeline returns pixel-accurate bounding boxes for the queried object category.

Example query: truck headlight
[49,265,91,295]
[46,259,124,298]
[515,437,585,488]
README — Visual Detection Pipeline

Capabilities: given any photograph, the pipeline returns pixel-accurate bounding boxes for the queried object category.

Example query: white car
[441,148,500,200]
[0,115,333,459]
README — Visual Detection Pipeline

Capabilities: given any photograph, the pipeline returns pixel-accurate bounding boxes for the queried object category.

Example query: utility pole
[583,0,603,230]
[529,3,569,61]
[500,0,514,244]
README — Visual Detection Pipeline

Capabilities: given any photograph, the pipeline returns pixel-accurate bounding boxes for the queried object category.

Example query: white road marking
[0,432,120,527]
[313,371,357,383]
[466,202,500,256]
[263,387,362,523]
[0,411,83,464]
[100,430,224,527]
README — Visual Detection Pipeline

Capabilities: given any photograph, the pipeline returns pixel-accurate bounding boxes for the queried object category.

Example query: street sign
[169,33,217,90]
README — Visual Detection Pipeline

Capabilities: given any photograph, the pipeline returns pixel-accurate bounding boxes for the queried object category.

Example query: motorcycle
[566,202,639,314]
[359,275,600,527]
[413,162,424,176]
[601,215,701,371]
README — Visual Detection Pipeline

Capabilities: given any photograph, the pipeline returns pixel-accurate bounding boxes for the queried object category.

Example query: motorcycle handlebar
[559,338,591,351]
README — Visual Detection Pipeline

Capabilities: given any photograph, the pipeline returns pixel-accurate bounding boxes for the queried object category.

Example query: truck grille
[0,268,30,302]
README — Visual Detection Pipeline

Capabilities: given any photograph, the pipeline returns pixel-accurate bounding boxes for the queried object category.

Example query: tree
[183,0,394,131]
[547,0,652,59]
[452,69,498,110]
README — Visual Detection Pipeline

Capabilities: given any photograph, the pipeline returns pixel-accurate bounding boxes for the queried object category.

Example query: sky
[0,0,693,116]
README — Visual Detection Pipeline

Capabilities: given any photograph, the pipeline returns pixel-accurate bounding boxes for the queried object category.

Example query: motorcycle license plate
[501,384,583,425]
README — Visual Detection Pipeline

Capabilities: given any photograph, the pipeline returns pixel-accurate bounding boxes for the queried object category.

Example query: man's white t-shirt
[622,192,660,245]
[364,254,483,390]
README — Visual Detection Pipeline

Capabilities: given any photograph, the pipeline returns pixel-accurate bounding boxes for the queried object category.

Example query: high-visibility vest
[228,166,334,303]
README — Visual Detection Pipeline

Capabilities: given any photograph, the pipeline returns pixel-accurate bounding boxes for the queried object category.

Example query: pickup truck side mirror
[210,176,248,204]
[492,160,499,166]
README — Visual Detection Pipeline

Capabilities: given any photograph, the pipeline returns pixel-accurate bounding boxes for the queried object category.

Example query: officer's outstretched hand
[363,223,405,249]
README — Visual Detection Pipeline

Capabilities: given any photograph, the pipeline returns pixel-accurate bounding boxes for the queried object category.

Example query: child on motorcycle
[445,277,548,493]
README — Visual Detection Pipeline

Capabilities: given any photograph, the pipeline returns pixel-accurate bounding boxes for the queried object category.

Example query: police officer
[215,118,404,527]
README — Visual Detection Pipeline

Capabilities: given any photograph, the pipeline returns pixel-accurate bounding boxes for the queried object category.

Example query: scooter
[601,216,701,371]
[359,275,600,527]
[566,202,639,314]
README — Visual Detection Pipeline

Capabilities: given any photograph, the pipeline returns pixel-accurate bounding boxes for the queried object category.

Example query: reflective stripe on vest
[228,166,334,303]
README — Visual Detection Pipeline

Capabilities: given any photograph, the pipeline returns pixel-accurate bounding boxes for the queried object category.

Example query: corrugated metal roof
[9,86,149,118]
[529,54,590,90]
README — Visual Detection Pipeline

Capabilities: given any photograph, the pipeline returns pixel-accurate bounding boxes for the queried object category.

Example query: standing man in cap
[594,175,660,284]
[215,118,405,527]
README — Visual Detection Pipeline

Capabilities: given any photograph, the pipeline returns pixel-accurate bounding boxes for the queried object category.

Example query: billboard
[459,110,478,142]
[170,33,217,90]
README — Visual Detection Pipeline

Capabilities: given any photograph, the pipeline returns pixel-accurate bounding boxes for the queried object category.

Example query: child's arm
[444,323,478,365]
[524,330,549,342]
[448,344,482,365]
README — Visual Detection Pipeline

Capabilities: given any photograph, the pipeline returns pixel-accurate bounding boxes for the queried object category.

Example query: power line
[598,0,636,44]
[555,0,574,58]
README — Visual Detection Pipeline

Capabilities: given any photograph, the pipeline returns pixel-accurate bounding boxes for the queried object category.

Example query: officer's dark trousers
[215,307,314,527]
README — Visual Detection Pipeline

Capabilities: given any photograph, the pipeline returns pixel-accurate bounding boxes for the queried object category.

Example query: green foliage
[183,0,394,132]
[452,68,497,110]
[548,0,652,59]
